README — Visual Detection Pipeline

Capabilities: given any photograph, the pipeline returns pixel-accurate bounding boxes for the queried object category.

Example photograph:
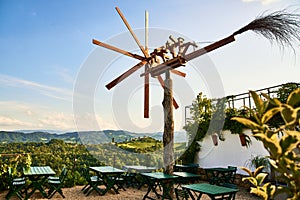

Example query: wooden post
[162,70,174,198]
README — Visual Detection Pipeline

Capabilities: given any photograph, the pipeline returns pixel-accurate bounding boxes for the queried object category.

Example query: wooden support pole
[162,70,174,198]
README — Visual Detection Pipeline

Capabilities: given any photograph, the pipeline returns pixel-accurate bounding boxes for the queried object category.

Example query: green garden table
[173,172,202,186]
[123,165,156,173]
[23,166,56,199]
[205,167,236,185]
[174,164,199,173]
[123,165,156,188]
[141,172,179,200]
[90,166,125,195]
[182,183,238,200]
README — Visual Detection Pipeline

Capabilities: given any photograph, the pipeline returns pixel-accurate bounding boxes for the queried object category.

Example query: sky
[0,0,299,133]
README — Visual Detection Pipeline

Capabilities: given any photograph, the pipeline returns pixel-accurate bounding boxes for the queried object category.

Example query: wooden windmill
[93,7,300,175]
[93,7,190,119]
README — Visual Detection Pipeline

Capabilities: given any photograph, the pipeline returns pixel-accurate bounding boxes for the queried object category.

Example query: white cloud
[0,101,73,131]
[242,0,281,5]
[37,112,75,130]
[0,74,73,101]
[0,116,33,127]
[0,101,117,131]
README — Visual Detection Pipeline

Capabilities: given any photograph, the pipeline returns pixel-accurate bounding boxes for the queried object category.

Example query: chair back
[226,166,237,184]
[59,167,68,183]
[8,167,13,187]
[175,188,190,200]
[82,168,91,183]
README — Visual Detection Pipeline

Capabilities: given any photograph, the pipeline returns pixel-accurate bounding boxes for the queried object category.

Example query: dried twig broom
[185,9,300,61]
[233,9,300,50]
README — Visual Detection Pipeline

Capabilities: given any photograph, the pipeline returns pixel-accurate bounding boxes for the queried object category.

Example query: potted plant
[223,108,252,147]
[246,155,270,173]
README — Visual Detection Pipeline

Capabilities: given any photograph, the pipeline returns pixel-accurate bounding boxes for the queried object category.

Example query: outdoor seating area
[2,164,261,200]
[5,166,66,200]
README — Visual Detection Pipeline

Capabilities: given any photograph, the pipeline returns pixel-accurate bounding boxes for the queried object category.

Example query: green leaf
[261,107,282,124]
[261,93,281,106]
[262,182,276,197]
[280,131,300,153]
[281,105,297,125]
[253,166,265,177]
[240,166,253,176]
[250,187,268,200]
[232,117,260,130]
[287,88,300,107]
[256,173,268,185]
[250,91,264,115]
[254,133,282,157]
[244,177,258,186]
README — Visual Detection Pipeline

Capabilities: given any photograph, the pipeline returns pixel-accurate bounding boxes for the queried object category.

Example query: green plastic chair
[81,168,103,196]
[225,166,237,184]
[47,167,68,198]
[48,167,67,181]
[5,167,27,200]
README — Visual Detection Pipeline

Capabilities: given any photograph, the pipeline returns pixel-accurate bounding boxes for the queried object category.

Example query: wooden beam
[149,56,187,77]
[92,39,145,61]
[144,64,150,118]
[185,35,235,61]
[106,60,147,90]
[115,7,149,58]
[170,69,186,77]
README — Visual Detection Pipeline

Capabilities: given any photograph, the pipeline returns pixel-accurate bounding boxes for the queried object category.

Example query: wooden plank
[185,35,235,61]
[106,60,147,90]
[115,7,149,58]
[149,56,187,77]
[92,39,145,61]
[170,69,186,77]
[144,65,150,118]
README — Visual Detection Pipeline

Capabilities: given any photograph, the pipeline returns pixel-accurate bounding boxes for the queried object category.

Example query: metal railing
[185,82,300,125]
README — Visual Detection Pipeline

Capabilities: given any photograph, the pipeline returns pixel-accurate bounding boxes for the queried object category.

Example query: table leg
[25,177,48,199]
[100,173,122,195]
[142,177,160,200]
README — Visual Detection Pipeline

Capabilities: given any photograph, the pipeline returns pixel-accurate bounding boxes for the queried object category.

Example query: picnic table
[141,172,179,200]
[23,166,56,199]
[89,166,125,195]
[173,172,202,186]
[205,167,236,185]
[182,183,238,200]
[123,165,156,188]
[123,165,156,173]
[174,164,199,173]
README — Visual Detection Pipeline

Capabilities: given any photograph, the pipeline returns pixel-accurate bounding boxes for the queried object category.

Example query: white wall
[195,129,269,175]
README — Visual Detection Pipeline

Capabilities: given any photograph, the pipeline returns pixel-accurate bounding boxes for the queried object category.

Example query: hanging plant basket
[211,134,218,146]
[239,133,247,146]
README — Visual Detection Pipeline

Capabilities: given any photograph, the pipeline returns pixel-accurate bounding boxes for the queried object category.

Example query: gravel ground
[0,185,261,200]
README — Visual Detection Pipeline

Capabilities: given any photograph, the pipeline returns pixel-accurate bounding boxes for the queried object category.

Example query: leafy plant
[241,166,276,200]
[233,89,300,200]
[182,93,213,163]
[246,155,270,173]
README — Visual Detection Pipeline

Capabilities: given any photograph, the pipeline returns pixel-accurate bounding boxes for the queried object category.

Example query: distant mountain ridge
[0,130,187,144]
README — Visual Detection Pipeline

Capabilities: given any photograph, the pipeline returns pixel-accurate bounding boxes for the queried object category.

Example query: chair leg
[48,185,65,199]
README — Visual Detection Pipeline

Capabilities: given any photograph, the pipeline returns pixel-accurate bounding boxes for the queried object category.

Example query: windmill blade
[144,64,150,118]
[106,60,147,90]
[170,69,186,77]
[93,39,145,61]
[157,75,179,109]
[185,35,235,61]
[115,7,149,58]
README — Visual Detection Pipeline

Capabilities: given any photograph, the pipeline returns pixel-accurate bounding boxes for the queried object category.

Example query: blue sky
[0,0,299,133]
